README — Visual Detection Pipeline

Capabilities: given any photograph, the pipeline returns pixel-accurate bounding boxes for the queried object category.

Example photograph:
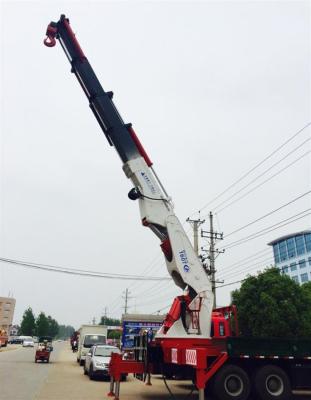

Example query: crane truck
[43,15,311,400]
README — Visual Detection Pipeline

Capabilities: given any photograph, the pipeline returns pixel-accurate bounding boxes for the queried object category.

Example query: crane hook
[43,24,58,47]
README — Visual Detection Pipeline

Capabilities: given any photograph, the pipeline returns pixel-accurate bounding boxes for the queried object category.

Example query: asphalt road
[0,343,61,400]
[0,342,310,400]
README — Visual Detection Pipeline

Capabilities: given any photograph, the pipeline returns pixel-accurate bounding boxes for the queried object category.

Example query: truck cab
[210,306,238,338]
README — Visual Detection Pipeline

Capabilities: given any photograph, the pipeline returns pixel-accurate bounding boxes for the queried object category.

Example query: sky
[0,0,310,329]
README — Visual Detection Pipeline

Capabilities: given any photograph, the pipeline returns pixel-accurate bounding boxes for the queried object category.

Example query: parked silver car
[83,345,124,380]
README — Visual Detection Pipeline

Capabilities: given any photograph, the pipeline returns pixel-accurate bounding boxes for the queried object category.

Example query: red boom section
[128,126,153,167]
[162,295,191,333]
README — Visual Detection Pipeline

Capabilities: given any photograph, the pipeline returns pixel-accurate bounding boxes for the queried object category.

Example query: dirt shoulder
[0,344,20,352]
[34,343,197,400]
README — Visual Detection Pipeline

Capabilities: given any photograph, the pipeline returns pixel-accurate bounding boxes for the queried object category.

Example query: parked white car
[23,338,34,347]
[84,345,124,380]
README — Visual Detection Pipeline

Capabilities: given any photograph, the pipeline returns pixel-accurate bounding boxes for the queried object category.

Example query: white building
[268,230,311,284]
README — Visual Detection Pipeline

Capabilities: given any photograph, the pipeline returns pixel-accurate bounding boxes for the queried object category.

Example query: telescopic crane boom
[44,15,213,338]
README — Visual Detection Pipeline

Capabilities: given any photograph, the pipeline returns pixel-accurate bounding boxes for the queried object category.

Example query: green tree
[36,312,49,337]
[99,316,121,326]
[20,307,36,336]
[108,330,121,340]
[47,316,59,338]
[56,325,75,339]
[231,267,311,338]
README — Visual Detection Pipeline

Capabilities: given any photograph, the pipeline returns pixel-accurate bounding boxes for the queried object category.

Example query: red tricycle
[35,336,53,363]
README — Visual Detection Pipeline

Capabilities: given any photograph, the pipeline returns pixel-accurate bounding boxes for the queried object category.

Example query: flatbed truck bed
[226,336,311,359]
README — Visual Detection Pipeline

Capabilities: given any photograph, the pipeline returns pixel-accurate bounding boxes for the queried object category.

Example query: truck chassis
[108,336,311,400]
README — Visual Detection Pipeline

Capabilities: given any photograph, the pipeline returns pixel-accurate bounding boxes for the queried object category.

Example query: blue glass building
[268,230,311,284]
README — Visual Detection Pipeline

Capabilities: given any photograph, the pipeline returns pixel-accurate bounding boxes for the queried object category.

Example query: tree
[99,316,121,326]
[56,325,75,339]
[20,307,36,336]
[231,267,311,338]
[47,315,59,338]
[36,312,49,337]
[108,330,121,340]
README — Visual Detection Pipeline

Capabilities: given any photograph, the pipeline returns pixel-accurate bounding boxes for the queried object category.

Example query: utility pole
[122,288,131,315]
[201,211,224,308]
[187,217,205,256]
[103,307,108,325]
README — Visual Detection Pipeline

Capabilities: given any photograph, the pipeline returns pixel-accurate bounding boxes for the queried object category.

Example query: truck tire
[253,365,292,400]
[212,364,251,400]
[79,359,84,366]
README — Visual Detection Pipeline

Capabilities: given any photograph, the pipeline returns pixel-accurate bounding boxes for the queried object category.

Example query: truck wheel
[79,359,84,366]
[254,365,292,400]
[212,364,250,400]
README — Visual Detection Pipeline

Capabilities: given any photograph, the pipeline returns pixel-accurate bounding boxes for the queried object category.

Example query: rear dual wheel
[253,365,292,400]
[212,364,250,400]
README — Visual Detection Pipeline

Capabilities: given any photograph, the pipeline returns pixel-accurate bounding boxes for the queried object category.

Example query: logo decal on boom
[140,171,156,194]
[179,250,190,273]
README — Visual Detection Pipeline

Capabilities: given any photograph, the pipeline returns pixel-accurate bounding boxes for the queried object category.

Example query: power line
[217,249,271,275]
[135,293,178,308]
[216,150,311,214]
[0,257,171,281]
[126,252,164,290]
[151,304,171,315]
[224,191,311,239]
[220,210,311,250]
[221,210,310,250]
[107,266,166,311]
[134,280,173,299]
[216,279,245,289]
[190,122,311,217]
[219,257,275,281]
[135,285,178,305]
[211,138,311,212]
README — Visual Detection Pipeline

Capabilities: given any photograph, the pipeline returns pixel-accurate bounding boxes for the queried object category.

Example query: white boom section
[123,156,213,338]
